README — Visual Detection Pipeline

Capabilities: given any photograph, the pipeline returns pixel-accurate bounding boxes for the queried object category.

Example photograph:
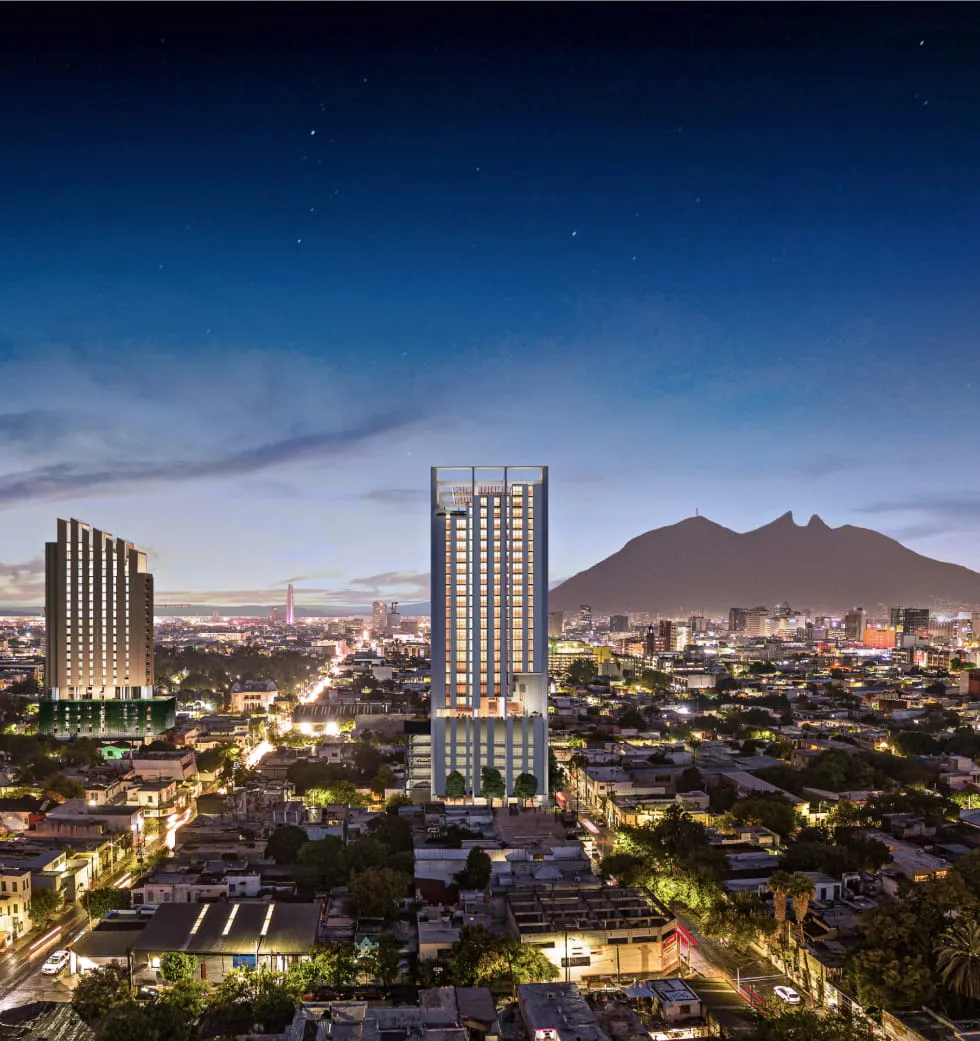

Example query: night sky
[2,3,979,611]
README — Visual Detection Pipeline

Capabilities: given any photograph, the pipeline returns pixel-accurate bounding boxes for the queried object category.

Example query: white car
[773,985,802,1005]
[41,950,71,976]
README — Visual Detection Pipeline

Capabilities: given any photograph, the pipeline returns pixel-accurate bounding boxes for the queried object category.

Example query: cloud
[0,411,415,507]
[858,497,980,519]
[0,557,45,602]
[0,410,72,450]
[356,488,429,505]
[799,455,862,479]
[350,570,429,597]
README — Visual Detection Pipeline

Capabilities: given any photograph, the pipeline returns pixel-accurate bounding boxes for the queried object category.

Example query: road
[0,802,198,1011]
[571,802,806,1011]
[0,906,88,1012]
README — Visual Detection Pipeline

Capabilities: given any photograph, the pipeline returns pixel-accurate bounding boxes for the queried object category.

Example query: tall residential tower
[430,466,548,803]
[42,518,174,739]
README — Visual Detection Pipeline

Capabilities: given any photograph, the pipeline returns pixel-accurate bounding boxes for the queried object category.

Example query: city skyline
[3,6,980,607]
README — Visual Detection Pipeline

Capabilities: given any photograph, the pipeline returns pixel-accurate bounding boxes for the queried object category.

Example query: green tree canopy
[72,964,132,1023]
[454,846,492,890]
[480,766,505,806]
[264,824,308,865]
[566,657,598,686]
[513,772,539,803]
[160,950,198,984]
[726,791,799,838]
[28,887,62,927]
[444,925,558,990]
[348,866,410,919]
[82,887,131,921]
[203,967,301,1035]
[445,770,466,799]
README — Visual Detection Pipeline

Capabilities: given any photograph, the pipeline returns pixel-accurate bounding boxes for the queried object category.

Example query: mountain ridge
[549,513,980,615]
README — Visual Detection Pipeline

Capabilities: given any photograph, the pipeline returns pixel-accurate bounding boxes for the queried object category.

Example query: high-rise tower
[42,518,174,739]
[430,466,548,803]
[286,583,295,625]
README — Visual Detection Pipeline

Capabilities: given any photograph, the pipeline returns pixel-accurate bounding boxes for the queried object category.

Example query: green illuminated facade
[38,696,176,739]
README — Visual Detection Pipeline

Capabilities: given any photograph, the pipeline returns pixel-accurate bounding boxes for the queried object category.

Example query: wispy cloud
[350,570,429,597]
[356,488,429,505]
[0,557,45,602]
[0,412,415,506]
[858,497,980,519]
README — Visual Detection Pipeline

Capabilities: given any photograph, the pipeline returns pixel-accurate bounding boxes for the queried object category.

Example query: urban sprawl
[1,466,979,1041]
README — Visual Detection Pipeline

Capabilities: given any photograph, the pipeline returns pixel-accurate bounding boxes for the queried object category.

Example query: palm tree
[768,870,794,941]
[936,916,980,1000]
[785,873,816,944]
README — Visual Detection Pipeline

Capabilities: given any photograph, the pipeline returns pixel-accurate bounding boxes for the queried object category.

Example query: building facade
[43,518,175,740]
[46,518,154,701]
[430,466,548,802]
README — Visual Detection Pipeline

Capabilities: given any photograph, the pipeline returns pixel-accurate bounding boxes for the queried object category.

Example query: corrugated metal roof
[0,1002,96,1041]
[131,901,320,956]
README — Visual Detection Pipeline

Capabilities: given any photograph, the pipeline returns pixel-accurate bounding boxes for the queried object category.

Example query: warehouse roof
[131,901,320,956]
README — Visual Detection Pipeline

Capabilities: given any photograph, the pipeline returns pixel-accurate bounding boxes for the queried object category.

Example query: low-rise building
[131,901,321,983]
[0,865,31,946]
[506,883,678,984]
[518,982,610,1041]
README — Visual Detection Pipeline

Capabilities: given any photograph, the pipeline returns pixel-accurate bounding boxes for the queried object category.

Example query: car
[41,950,71,976]
[773,986,802,1005]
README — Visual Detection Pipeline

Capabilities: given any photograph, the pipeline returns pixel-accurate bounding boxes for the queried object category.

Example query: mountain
[550,512,980,616]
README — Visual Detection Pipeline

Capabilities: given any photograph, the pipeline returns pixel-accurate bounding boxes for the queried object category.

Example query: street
[0,801,198,1011]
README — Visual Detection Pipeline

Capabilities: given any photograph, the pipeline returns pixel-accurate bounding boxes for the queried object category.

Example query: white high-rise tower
[429,466,548,803]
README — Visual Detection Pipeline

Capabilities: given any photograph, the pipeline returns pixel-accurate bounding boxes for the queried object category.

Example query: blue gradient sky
[1,4,979,610]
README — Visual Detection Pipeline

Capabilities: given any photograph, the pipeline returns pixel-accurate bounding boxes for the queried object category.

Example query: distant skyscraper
[844,607,866,642]
[372,600,389,635]
[579,604,593,631]
[890,606,930,647]
[42,518,174,739]
[430,466,548,802]
[728,607,748,633]
[609,614,629,633]
[286,583,295,625]
[548,611,565,639]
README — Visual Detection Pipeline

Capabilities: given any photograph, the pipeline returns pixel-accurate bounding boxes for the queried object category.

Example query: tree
[296,836,348,888]
[677,765,704,793]
[702,892,777,952]
[747,1008,879,1041]
[97,999,198,1041]
[480,766,505,807]
[566,657,598,686]
[83,889,132,923]
[618,707,646,730]
[348,866,410,919]
[454,846,492,890]
[641,668,672,692]
[444,925,558,990]
[365,932,402,990]
[548,751,567,792]
[264,825,308,865]
[936,915,980,1000]
[726,792,799,838]
[160,950,198,984]
[445,770,466,801]
[204,967,301,1035]
[513,772,539,806]
[28,887,62,927]
[72,964,132,1023]
[767,871,814,943]
[370,764,397,798]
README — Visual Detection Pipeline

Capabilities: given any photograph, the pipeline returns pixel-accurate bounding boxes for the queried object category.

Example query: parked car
[41,950,71,976]
[774,985,802,1005]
